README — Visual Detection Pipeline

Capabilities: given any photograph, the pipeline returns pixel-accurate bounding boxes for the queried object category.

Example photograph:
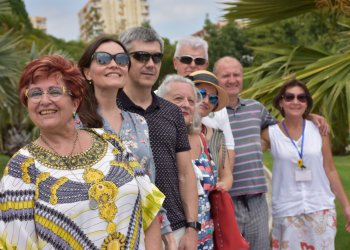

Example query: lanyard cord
[282,119,305,161]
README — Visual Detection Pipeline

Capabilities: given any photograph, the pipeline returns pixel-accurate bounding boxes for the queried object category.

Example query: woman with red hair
[0,54,164,249]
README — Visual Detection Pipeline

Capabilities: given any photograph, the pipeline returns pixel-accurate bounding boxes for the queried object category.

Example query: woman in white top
[261,79,350,250]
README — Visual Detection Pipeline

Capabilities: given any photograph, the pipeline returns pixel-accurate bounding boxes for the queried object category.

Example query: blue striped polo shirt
[227,98,277,197]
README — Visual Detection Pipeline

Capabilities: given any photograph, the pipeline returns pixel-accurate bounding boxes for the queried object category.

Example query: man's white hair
[174,36,208,59]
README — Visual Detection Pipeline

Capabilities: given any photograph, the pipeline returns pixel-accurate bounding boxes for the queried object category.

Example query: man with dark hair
[119,27,198,249]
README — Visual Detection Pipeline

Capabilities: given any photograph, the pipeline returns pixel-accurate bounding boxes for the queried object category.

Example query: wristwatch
[185,221,201,231]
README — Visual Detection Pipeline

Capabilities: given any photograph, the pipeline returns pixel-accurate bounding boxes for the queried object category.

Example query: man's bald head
[213,56,243,98]
[213,56,242,75]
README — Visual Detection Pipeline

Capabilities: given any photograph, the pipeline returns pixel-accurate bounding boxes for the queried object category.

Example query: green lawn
[263,152,350,249]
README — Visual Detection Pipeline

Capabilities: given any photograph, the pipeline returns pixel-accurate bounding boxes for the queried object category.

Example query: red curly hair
[18,54,85,107]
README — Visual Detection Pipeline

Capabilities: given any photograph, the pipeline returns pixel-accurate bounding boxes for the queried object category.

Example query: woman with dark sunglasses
[77,35,168,249]
[261,79,350,249]
[188,70,234,193]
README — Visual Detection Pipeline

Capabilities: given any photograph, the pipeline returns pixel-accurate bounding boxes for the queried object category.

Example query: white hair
[157,74,202,134]
[174,36,208,59]
[157,74,196,98]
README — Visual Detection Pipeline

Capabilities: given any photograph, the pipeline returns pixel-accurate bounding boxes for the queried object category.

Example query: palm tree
[0,0,11,13]
[224,0,350,26]
[223,0,350,154]
[0,1,30,153]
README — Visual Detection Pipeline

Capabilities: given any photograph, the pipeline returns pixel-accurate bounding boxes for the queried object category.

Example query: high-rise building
[79,0,149,41]
[29,16,47,33]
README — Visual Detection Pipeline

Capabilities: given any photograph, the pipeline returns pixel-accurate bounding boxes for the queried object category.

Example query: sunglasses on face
[197,89,219,105]
[282,93,307,103]
[25,86,72,103]
[92,52,130,67]
[129,51,163,64]
[176,55,207,66]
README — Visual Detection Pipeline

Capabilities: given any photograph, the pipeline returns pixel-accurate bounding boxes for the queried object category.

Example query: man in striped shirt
[212,56,275,250]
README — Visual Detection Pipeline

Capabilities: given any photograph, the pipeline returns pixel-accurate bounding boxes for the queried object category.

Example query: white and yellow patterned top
[0,129,164,250]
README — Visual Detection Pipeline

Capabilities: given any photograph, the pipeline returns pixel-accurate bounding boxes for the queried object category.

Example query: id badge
[295,169,312,182]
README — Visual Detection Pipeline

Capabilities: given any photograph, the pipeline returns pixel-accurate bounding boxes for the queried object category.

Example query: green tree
[156,37,176,89]
[224,0,350,154]
[0,0,86,154]
[0,0,11,12]
[9,0,32,29]
[204,18,252,68]
[0,1,30,153]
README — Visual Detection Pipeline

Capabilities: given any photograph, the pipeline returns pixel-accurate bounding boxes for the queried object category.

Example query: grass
[263,152,350,249]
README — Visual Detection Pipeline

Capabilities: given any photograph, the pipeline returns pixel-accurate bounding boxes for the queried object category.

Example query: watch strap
[185,221,201,231]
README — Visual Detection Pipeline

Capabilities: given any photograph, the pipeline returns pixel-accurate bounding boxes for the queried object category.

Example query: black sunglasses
[176,56,207,66]
[129,51,163,64]
[197,89,219,105]
[92,52,129,67]
[282,93,307,103]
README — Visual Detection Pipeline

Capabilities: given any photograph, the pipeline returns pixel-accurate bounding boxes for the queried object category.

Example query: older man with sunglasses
[173,36,209,77]
[118,27,198,250]
[173,36,236,170]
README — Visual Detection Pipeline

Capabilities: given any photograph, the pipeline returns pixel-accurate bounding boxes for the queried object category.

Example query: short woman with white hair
[157,72,234,249]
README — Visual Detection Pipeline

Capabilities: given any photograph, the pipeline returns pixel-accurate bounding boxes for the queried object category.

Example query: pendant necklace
[282,119,306,169]
[40,130,99,210]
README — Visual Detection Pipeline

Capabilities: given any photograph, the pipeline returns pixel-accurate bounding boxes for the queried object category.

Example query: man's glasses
[25,86,72,103]
[129,51,163,64]
[176,56,207,66]
[92,52,129,67]
[197,89,219,105]
[282,93,307,103]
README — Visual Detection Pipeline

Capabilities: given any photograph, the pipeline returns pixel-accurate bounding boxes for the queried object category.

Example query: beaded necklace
[40,130,99,210]
[37,130,125,248]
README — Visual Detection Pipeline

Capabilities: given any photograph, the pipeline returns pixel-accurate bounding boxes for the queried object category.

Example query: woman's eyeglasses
[129,51,163,64]
[25,86,72,103]
[197,89,219,105]
[92,52,129,67]
[282,93,307,103]
[176,56,207,66]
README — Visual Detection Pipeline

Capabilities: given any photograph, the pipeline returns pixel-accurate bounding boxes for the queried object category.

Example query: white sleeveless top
[269,120,335,218]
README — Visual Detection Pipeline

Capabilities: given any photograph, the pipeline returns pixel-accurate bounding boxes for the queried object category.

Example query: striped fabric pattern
[227,98,277,197]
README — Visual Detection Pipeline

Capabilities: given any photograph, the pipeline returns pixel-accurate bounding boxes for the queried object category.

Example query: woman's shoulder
[2,146,35,182]
[269,122,280,129]
[263,122,281,139]
[305,119,318,129]
[305,119,322,137]
[7,146,33,164]
[121,110,147,124]
[88,128,122,144]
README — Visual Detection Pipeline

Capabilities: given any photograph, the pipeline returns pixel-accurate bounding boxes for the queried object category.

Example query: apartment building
[79,0,149,41]
[29,16,47,33]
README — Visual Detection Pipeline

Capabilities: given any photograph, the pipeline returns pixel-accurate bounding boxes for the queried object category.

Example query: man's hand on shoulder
[308,113,330,136]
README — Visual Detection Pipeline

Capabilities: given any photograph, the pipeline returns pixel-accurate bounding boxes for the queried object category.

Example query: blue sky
[23,0,226,42]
